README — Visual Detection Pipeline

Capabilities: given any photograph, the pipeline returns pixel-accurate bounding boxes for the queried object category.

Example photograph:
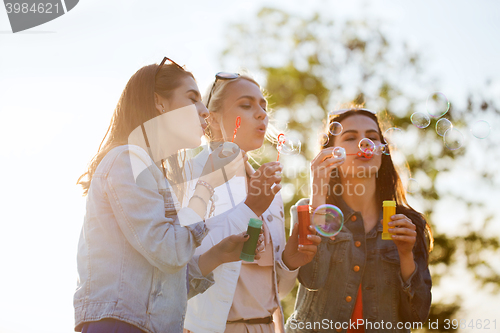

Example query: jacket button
[267,215,273,222]
[351,215,357,222]
[336,328,342,332]
[346,296,352,302]
[355,241,361,247]
[353,265,360,272]
[280,211,284,218]
[275,245,280,252]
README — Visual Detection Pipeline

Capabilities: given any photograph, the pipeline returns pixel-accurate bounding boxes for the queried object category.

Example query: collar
[334,196,383,236]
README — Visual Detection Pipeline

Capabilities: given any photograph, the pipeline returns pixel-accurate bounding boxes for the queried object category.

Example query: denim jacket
[285,198,432,333]
[74,145,214,333]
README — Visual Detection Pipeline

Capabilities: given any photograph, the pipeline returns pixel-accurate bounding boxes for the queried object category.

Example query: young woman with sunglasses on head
[183,73,322,333]
[74,59,260,333]
[285,107,433,333]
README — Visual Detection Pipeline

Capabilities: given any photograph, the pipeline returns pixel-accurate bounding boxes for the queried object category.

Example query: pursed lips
[257,124,266,132]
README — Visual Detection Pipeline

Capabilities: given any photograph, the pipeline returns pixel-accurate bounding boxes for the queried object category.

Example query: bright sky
[1,1,499,332]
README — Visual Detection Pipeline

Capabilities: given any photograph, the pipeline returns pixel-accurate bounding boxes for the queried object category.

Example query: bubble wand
[346,150,374,158]
[232,116,241,143]
[344,138,377,158]
[276,133,285,162]
[221,116,242,157]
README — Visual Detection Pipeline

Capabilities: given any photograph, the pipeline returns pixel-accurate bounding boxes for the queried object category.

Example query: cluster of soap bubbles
[409,92,491,150]
[404,92,491,194]
[314,95,492,197]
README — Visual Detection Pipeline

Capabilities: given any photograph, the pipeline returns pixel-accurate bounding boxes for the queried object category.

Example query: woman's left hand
[216,230,265,264]
[282,224,322,271]
[388,214,417,255]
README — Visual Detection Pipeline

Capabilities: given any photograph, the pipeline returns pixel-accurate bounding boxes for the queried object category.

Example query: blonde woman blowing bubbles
[184,73,321,333]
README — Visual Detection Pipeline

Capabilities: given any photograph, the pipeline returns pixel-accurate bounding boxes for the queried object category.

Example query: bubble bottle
[297,205,313,245]
[240,218,263,262]
[382,200,396,240]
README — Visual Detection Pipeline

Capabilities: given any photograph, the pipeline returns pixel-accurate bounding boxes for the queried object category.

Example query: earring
[161,109,165,113]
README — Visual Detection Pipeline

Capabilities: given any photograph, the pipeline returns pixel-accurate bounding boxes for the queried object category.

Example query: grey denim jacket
[285,198,432,333]
[74,145,214,333]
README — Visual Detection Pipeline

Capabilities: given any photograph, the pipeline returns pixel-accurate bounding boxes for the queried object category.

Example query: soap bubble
[470,120,491,139]
[329,122,343,136]
[358,138,376,155]
[318,133,329,146]
[406,178,420,194]
[383,127,404,150]
[332,147,346,159]
[411,112,431,129]
[426,92,450,118]
[376,143,390,155]
[436,118,452,137]
[443,128,464,150]
[311,204,344,237]
[278,136,301,155]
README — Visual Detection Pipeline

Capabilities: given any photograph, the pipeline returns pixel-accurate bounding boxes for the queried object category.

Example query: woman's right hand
[245,162,283,216]
[310,147,345,198]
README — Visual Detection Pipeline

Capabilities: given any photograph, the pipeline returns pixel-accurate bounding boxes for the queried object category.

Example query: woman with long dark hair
[285,107,433,333]
[74,59,255,333]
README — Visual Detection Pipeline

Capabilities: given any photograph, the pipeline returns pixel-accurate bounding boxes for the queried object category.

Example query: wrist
[196,179,214,197]
[244,199,265,217]
[199,246,223,276]
[398,250,414,261]
[311,178,329,196]
[210,244,226,266]
[310,194,326,209]
[194,186,211,201]
[281,250,298,271]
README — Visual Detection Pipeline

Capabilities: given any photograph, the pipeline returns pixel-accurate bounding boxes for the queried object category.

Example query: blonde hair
[204,74,279,154]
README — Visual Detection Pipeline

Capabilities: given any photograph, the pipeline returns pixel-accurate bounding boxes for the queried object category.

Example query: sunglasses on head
[155,57,185,76]
[205,72,240,108]
[328,108,377,116]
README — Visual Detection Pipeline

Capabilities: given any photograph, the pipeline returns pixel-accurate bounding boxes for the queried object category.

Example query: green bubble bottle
[240,218,263,262]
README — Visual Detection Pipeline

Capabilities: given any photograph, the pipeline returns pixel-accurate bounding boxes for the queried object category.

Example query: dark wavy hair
[325,107,434,254]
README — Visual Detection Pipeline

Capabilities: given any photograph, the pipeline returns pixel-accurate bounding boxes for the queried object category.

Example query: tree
[220,7,500,331]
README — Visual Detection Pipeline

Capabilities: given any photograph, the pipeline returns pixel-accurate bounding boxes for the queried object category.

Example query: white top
[183,146,298,333]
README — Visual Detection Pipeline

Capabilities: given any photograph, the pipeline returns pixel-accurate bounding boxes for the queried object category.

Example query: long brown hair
[325,108,434,254]
[77,62,195,196]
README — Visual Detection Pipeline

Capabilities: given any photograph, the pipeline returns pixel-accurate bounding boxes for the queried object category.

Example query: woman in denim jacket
[285,107,432,333]
[74,59,256,333]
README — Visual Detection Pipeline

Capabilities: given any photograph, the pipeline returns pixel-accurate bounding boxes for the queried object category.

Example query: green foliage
[220,7,500,331]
